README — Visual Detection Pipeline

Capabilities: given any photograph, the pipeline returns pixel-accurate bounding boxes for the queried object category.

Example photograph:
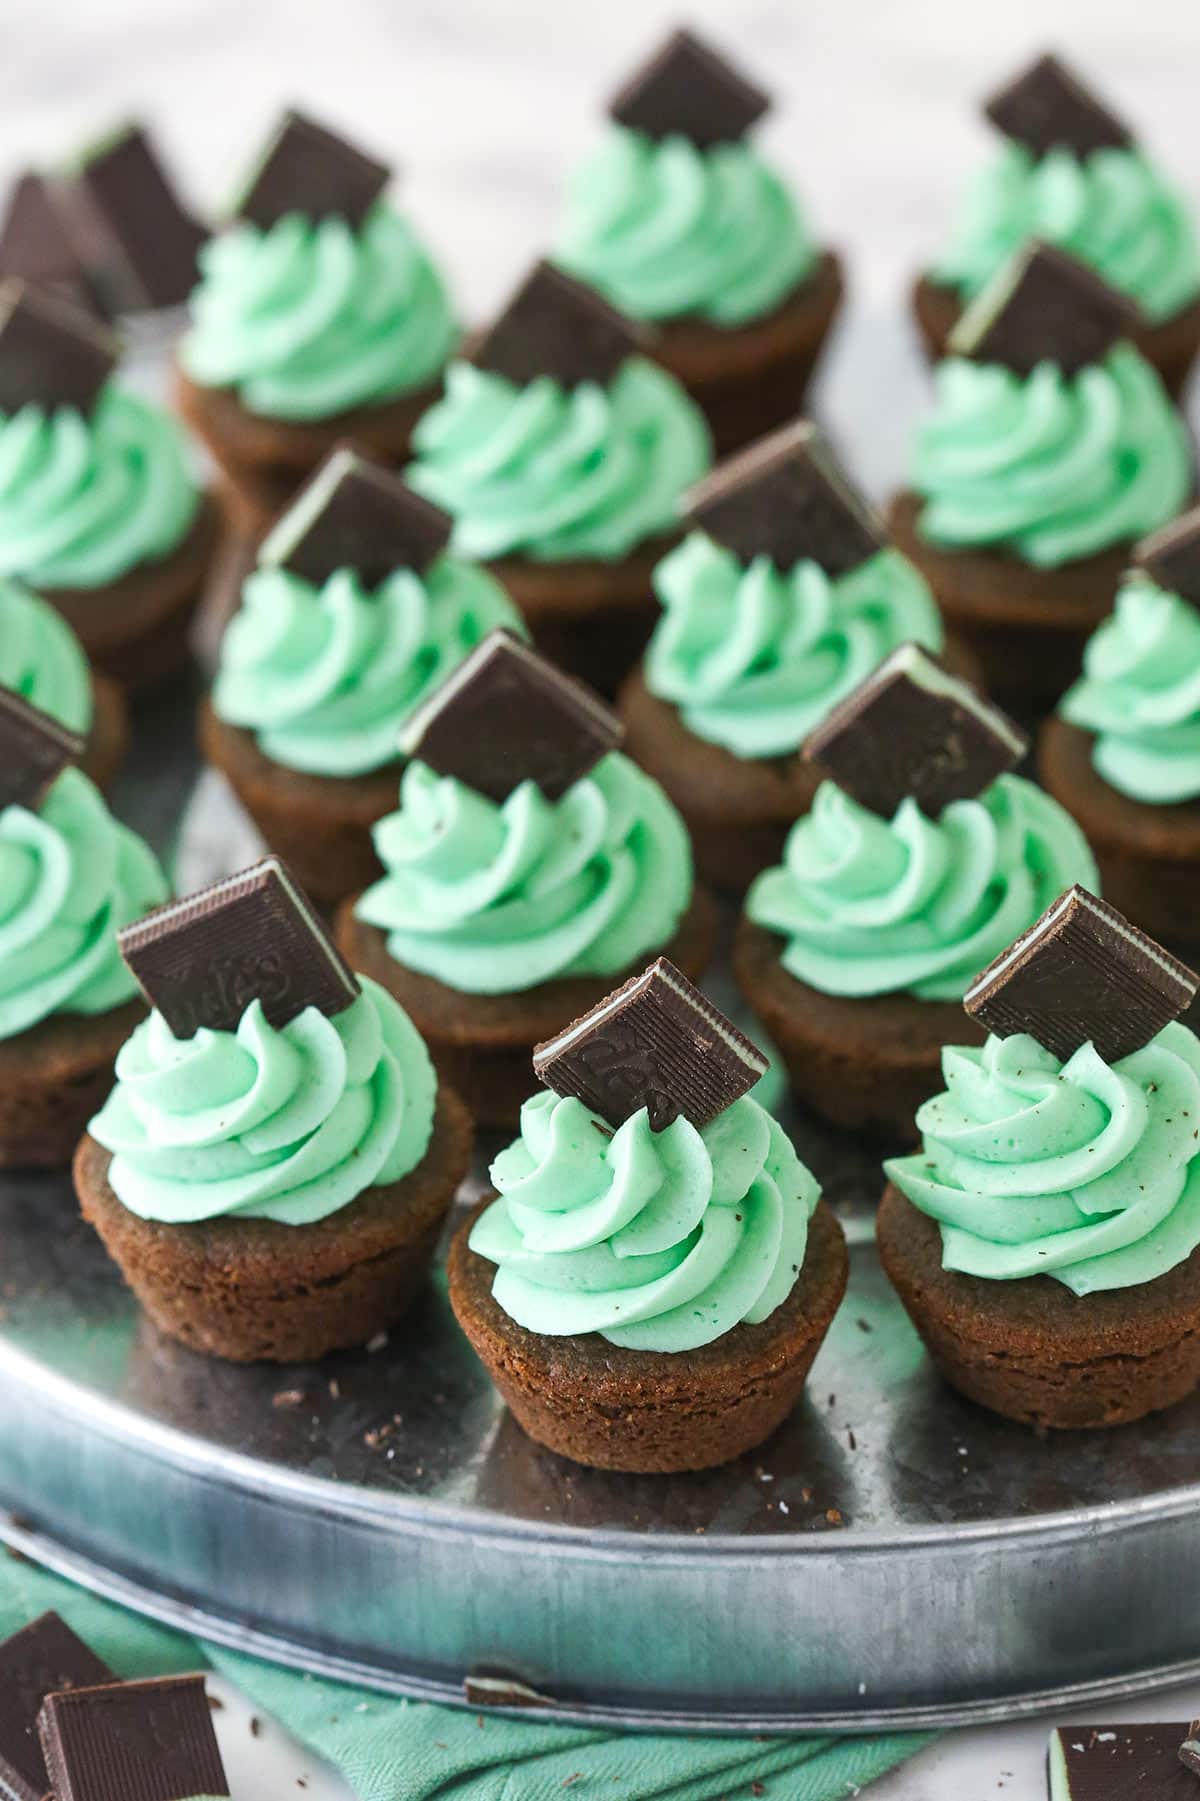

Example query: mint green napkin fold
[0,1553,933,1800]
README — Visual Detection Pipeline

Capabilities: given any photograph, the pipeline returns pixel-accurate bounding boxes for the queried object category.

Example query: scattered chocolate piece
[0,173,97,314]
[608,26,769,148]
[948,240,1142,377]
[39,1674,229,1801]
[118,856,359,1039]
[401,630,623,802]
[0,687,85,812]
[71,122,206,312]
[463,1673,558,1710]
[985,52,1132,160]
[473,260,642,390]
[259,445,451,587]
[1180,1725,1200,1776]
[1047,1722,1198,1799]
[533,956,768,1132]
[233,108,390,231]
[0,278,118,417]
[965,886,1198,1066]
[686,419,885,576]
[0,1613,113,1801]
[1136,504,1200,609]
[802,643,1027,819]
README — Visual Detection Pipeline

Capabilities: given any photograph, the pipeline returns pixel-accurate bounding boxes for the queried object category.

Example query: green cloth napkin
[0,1552,933,1800]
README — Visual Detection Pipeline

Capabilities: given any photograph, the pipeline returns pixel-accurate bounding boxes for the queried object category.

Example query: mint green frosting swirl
[0,766,167,1040]
[645,536,943,758]
[211,557,523,777]
[181,207,457,422]
[0,389,199,590]
[933,143,1200,323]
[0,577,93,735]
[470,1090,818,1350]
[407,357,711,563]
[746,775,1098,1001]
[885,1024,1200,1294]
[88,977,436,1226]
[355,752,693,996]
[1061,571,1200,802]
[555,126,817,326]
[913,344,1191,568]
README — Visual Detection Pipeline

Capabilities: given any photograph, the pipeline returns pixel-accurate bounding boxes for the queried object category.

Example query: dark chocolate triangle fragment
[965,887,1198,1065]
[0,277,119,417]
[608,26,770,148]
[233,108,390,231]
[948,240,1142,377]
[687,419,884,576]
[0,686,86,811]
[71,122,207,311]
[260,445,452,587]
[0,172,98,314]
[984,51,1133,159]
[474,260,643,389]
[0,1612,114,1801]
[38,1674,229,1801]
[1135,504,1200,609]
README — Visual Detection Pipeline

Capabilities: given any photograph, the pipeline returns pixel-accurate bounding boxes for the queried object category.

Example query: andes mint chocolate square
[233,108,390,231]
[0,1613,113,1801]
[534,957,768,1132]
[802,643,1027,819]
[72,122,207,311]
[1135,505,1200,609]
[0,687,85,812]
[473,260,642,390]
[985,52,1132,160]
[401,630,623,802]
[38,1674,228,1801]
[118,856,359,1040]
[260,445,451,587]
[0,173,98,315]
[948,240,1142,377]
[687,420,885,576]
[1180,1726,1200,1777]
[965,886,1198,1065]
[0,278,118,417]
[608,27,769,148]
[1047,1722,1198,1799]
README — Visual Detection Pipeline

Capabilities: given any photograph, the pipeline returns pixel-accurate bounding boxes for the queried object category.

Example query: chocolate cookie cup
[81,674,129,792]
[77,858,472,1364]
[1,576,129,792]
[488,539,669,700]
[1,999,144,1170]
[882,888,1200,1428]
[449,960,847,1472]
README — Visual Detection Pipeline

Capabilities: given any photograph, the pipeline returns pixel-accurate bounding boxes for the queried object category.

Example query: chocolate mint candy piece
[1047,1722,1198,1799]
[1180,1726,1200,1777]
[965,885,1198,1066]
[687,419,884,576]
[260,445,451,587]
[802,643,1026,819]
[119,856,359,1039]
[0,278,118,417]
[474,260,642,390]
[985,52,1132,160]
[534,957,768,1132]
[0,1613,113,1801]
[401,630,622,802]
[608,27,769,148]
[233,108,390,231]
[949,240,1142,378]
[39,1674,228,1801]
[1136,504,1200,609]
[0,173,99,315]
[0,687,85,811]
[72,122,207,312]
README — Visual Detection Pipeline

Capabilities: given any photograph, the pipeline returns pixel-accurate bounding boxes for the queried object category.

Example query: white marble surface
[8,0,1200,1793]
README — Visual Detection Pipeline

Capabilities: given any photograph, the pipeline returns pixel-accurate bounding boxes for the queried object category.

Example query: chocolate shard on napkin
[687,419,885,576]
[38,1674,229,1801]
[1135,504,1200,610]
[401,630,623,802]
[119,856,360,1039]
[473,259,643,390]
[948,240,1142,377]
[608,26,769,148]
[534,957,768,1132]
[0,1613,114,1801]
[802,643,1027,819]
[260,445,452,587]
[965,886,1198,1066]
[233,107,390,231]
[0,687,86,812]
[985,51,1132,160]
[1047,1721,1199,1798]
[70,122,207,312]
[0,172,98,314]
[0,277,118,417]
